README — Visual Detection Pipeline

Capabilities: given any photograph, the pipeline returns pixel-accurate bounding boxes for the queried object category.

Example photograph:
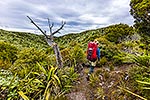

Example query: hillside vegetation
[0,22,150,100]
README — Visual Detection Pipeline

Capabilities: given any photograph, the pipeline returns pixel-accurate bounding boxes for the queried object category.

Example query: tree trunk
[47,39,63,68]
[53,44,63,68]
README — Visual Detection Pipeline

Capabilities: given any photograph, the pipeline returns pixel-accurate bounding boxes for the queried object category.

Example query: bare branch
[27,16,64,68]
[27,16,49,39]
[51,21,66,36]
[47,18,54,34]
[57,32,61,34]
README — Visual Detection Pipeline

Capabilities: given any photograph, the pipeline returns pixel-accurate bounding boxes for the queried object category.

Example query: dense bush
[105,24,134,43]
[140,35,150,55]
[0,41,18,69]
[16,64,78,100]
[0,29,48,49]
[0,64,79,100]
[10,48,53,78]
[96,37,120,61]
[0,69,19,99]
[130,0,150,36]
[128,66,150,99]
[71,44,86,63]
[112,52,127,65]
[61,43,86,67]
[99,57,107,66]
[131,54,150,67]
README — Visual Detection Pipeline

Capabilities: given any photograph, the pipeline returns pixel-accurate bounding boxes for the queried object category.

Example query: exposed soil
[66,64,132,100]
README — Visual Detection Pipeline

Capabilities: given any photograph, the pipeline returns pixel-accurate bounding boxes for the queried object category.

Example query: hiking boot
[86,74,90,81]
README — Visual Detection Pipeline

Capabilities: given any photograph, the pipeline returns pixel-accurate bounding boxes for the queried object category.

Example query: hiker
[87,40,100,80]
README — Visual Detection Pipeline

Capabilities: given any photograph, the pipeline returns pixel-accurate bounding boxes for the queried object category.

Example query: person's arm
[97,48,100,61]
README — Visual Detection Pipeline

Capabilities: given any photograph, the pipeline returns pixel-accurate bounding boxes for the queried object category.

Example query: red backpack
[87,42,98,62]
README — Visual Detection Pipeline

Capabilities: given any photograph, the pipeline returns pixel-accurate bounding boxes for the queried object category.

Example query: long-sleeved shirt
[97,48,100,60]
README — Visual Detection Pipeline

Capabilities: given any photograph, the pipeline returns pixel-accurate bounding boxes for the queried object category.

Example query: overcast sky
[0,0,134,36]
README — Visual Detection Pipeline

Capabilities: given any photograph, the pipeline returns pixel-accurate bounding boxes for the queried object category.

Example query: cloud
[0,0,134,36]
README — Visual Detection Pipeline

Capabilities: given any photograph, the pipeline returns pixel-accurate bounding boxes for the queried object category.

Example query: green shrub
[139,43,145,49]
[109,63,115,71]
[61,48,71,66]
[105,24,134,43]
[128,66,150,99]
[61,43,86,67]
[0,69,19,99]
[0,41,18,69]
[26,65,78,99]
[0,30,48,49]
[113,52,126,65]
[2,63,79,100]
[101,44,119,61]
[122,41,135,48]
[131,54,150,67]
[10,48,52,78]
[71,44,86,63]
[96,37,120,61]
[58,66,79,92]
[99,57,107,66]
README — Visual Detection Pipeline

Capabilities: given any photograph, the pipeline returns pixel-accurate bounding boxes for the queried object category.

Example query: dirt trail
[67,65,130,100]
[67,68,88,100]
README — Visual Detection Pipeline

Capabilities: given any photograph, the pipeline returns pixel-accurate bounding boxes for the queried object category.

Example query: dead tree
[27,16,65,68]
